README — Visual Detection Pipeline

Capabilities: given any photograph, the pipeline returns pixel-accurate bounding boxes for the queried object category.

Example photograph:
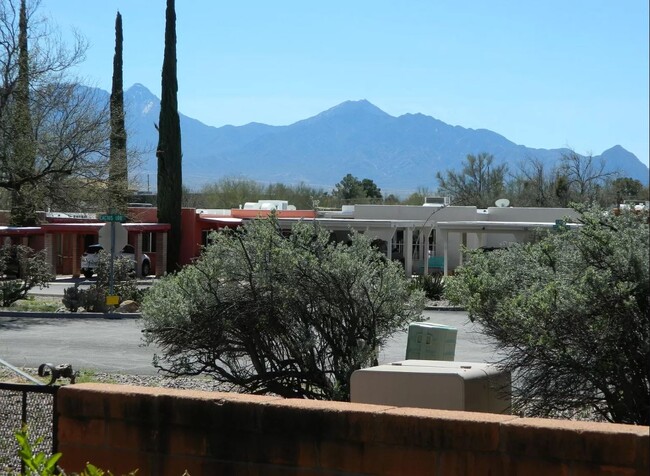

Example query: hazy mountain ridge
[118,84,649,193]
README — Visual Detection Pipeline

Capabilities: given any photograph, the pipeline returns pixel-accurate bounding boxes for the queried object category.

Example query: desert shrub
[0,245,54,307]
[446,205,649,424]
[410,272,445,300]
[62,285,82,312]
[141,217,425,401]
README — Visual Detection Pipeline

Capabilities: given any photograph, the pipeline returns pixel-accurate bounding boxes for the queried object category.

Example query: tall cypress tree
[156,0,182,271]
[10,0,37,226]
[109,11,128,213]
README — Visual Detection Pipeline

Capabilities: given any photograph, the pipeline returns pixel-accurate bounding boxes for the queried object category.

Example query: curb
[424,306,465,311]
[0,310,141,319]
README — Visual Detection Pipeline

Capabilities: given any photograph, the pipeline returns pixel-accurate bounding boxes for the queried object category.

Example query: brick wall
[57,384,649,476]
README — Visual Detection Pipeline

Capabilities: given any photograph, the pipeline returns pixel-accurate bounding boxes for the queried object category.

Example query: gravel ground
[0,366,237,392]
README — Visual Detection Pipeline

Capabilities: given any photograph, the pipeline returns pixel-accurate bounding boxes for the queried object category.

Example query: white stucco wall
[354,205,478,222]
[486,207,579,222]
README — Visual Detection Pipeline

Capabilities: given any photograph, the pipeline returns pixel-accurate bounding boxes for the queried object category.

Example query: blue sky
[40,0,649,167]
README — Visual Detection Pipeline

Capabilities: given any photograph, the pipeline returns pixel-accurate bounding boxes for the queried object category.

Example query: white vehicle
[80,244,151,279]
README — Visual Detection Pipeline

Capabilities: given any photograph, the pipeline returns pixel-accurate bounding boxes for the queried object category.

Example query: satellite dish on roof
[495,198,510,208]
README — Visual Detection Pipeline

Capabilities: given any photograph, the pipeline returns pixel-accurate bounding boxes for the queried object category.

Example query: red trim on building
[41,223,104,234]
[0,226,43,236]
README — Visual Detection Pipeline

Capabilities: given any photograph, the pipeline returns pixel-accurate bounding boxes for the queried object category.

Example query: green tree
[610,177,644,205]
[9,0,37,225]
[196,178,265,208]
[333,173,365,200]
[509,157,559,207]
[554,173,571,207]
[333,174,382,202]
[0,0,111,219]
[264,181,329,210]
[109,11,128,213]
[156,0,183,272]
[361,178,382,199]
[436,153,508,208]
[403,186,434,205]
[383,193,400,205]
[559,151,616,204]
[188,178,330,210]
[141,217,424,401]
[446,206,649,424]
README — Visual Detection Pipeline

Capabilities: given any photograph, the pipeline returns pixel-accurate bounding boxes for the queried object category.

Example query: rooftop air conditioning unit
[351,360,511,414]
[258,200,288,210]
[423,197,451,207]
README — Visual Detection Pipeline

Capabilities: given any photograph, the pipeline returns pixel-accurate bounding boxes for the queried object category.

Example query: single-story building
[0,201,579,277]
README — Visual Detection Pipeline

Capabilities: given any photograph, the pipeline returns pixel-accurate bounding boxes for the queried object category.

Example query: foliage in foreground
[0,245,53,307]
[15,426,138,475]
[141,218,424,401]
[446,206,649,424]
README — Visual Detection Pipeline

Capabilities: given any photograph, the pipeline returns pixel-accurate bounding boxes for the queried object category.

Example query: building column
[442,230,449,276]
[404,226,413,276]
[422,226,432,275]
[135,233,143,278]
[459,232,467,267]
[44,233,56,276]
[71,235,80,278]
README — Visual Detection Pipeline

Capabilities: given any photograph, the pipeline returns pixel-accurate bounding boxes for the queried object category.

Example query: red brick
[374,407,514,451]
[166,425,208,457]
[57,416,105,446]
[571,464,638,476]
[465,451,508,476]
[261,398,394,443]
[106,420,150,451]
[55,384,649,476]
[57,386,107,419]
[362,443,435,476]
[507,458,569,476]
[257,432,307,466]
[502,417,649,467]
[317,439,363,472]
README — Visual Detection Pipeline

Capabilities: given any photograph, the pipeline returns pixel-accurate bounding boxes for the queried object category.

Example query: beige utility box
[405,322,457,361]
[350,360,511,414]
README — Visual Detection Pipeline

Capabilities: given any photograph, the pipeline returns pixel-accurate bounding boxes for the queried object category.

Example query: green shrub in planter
[78,285,108,313]
[410,272,445,300]
[62,285,82,312]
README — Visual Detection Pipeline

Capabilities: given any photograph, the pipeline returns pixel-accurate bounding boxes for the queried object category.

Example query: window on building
[142,232,157,253]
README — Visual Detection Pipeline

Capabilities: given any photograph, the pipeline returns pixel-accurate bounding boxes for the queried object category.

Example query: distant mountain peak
[601,144,629,155]
[127,83,153,93]
[317,99,392,119]
[126,83,158,116]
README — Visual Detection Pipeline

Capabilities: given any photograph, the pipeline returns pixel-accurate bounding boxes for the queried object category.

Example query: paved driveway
[0,310,497,376]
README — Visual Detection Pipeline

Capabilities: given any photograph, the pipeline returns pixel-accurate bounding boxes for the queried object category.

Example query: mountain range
[114,83,648,195]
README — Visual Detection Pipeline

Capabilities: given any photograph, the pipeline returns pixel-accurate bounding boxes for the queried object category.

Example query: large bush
[0,244,53,306]
[141,218,424,400]
[446,206,649,424]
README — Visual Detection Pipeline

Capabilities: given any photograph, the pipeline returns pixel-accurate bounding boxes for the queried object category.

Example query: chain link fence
[0,383,58,475]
